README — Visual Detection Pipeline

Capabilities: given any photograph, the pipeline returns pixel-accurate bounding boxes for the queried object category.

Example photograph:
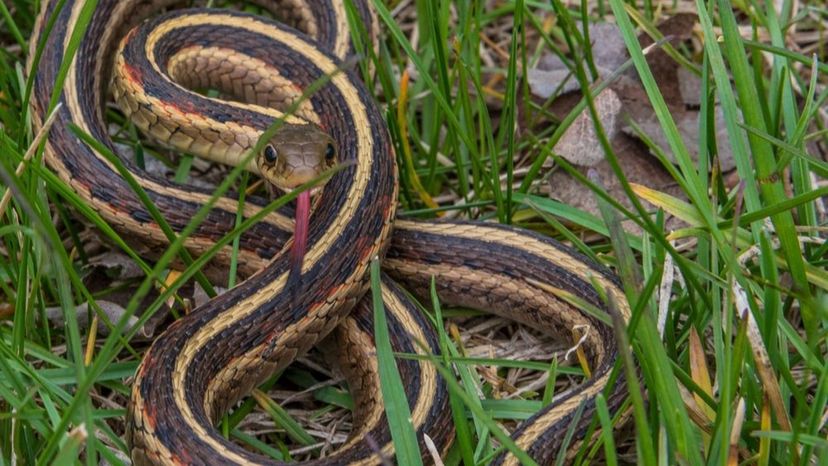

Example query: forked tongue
[290,190,311,279]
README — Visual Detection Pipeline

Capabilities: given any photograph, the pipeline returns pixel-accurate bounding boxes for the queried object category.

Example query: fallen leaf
[623,102,736,172]
[44,301,152,339]
[677,66,703,107]
[86,251,144,280]
[529,23,629,100]
[545,134,685,235]
[554,89,623,167]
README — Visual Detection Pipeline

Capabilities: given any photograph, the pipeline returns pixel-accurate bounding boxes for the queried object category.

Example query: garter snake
[28,0,632,464]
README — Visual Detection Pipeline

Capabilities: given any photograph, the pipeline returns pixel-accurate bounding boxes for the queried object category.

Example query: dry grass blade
[688,327,715,422]
[732,282,792,434]
[0,102,62,215]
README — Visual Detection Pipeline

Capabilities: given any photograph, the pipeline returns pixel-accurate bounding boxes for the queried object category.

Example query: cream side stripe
[508,372,617,466]
[63,3,294,232]
[166,46,321,125]
[381,283,439,429]
[395,221,632,317]
[331,0,350,59]
[169,14,375,459]
[337,321,384,451]
[174,278,291,465]
[129,387,177,463]
[348,283,440,466]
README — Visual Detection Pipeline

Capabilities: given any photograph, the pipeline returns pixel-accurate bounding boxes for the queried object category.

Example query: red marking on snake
[165,99,197,114]
[171,450,193,465]
[353,233,377,263]
[122,62,143,86]
[142,403,158,430]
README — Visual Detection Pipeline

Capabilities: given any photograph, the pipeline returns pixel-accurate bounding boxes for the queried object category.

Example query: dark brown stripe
[32,0,291,269]
[126,7,397,465]
[388,219,626,465]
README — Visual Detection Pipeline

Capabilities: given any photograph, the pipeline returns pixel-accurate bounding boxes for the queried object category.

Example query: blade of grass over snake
[427,279,490,464]
[69,125,217,298]
[45,0,99,114]
[370,259,423,466]
[414,354,540,466]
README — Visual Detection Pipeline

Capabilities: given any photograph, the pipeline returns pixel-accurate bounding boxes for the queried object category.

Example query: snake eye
[264,145,278,164]
[325,143,336,162]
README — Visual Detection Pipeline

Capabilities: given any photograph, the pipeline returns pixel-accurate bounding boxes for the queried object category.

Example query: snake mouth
[293,185,324,197]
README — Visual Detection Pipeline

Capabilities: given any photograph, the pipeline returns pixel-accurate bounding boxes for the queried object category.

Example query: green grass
[2,0,828,465]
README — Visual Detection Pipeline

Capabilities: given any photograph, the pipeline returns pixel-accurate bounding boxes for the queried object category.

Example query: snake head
[256,123,339,193]
[255,124,337,280]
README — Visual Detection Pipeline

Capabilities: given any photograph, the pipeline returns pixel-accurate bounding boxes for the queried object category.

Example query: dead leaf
[527,67,580,98]
[613,13,738,173]
[677,66,702,107]
[586,22,630,73]
[628,12,698,104]
[545,134,685,235]
[732,281,792,434]
[44,301,152,339]
[553,89,623,167]
[623,102,736,172]
[85,251,144,280]
[529,23,628,100]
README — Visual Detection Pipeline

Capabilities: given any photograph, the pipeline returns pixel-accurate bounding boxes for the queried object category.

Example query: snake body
[28,1,632,464]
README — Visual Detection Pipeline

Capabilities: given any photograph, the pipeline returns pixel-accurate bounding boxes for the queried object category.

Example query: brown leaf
[677,66,703,107]
[545,133,685,235]
[44,301,152,339]
[529,23,630,101]
[622,101,736,172]
[733,281,793,434]
[86,251,144,280]
[554,89,623,167]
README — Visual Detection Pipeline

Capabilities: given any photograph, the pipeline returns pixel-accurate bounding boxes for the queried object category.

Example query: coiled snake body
[28,0,631,464]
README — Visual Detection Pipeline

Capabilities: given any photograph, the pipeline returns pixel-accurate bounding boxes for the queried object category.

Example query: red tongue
[290,190,311,277]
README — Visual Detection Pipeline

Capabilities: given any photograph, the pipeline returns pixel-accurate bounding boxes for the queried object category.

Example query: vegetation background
[0,0,826,464]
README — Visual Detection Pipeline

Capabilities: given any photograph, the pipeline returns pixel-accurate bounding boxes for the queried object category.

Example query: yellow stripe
[165,13,377,461]
[330,0,351,59]
[60,2,294,236]
[395,220,631,317]
[345,283,440,466]
[45,1,628,462]
[393,219,631,464]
